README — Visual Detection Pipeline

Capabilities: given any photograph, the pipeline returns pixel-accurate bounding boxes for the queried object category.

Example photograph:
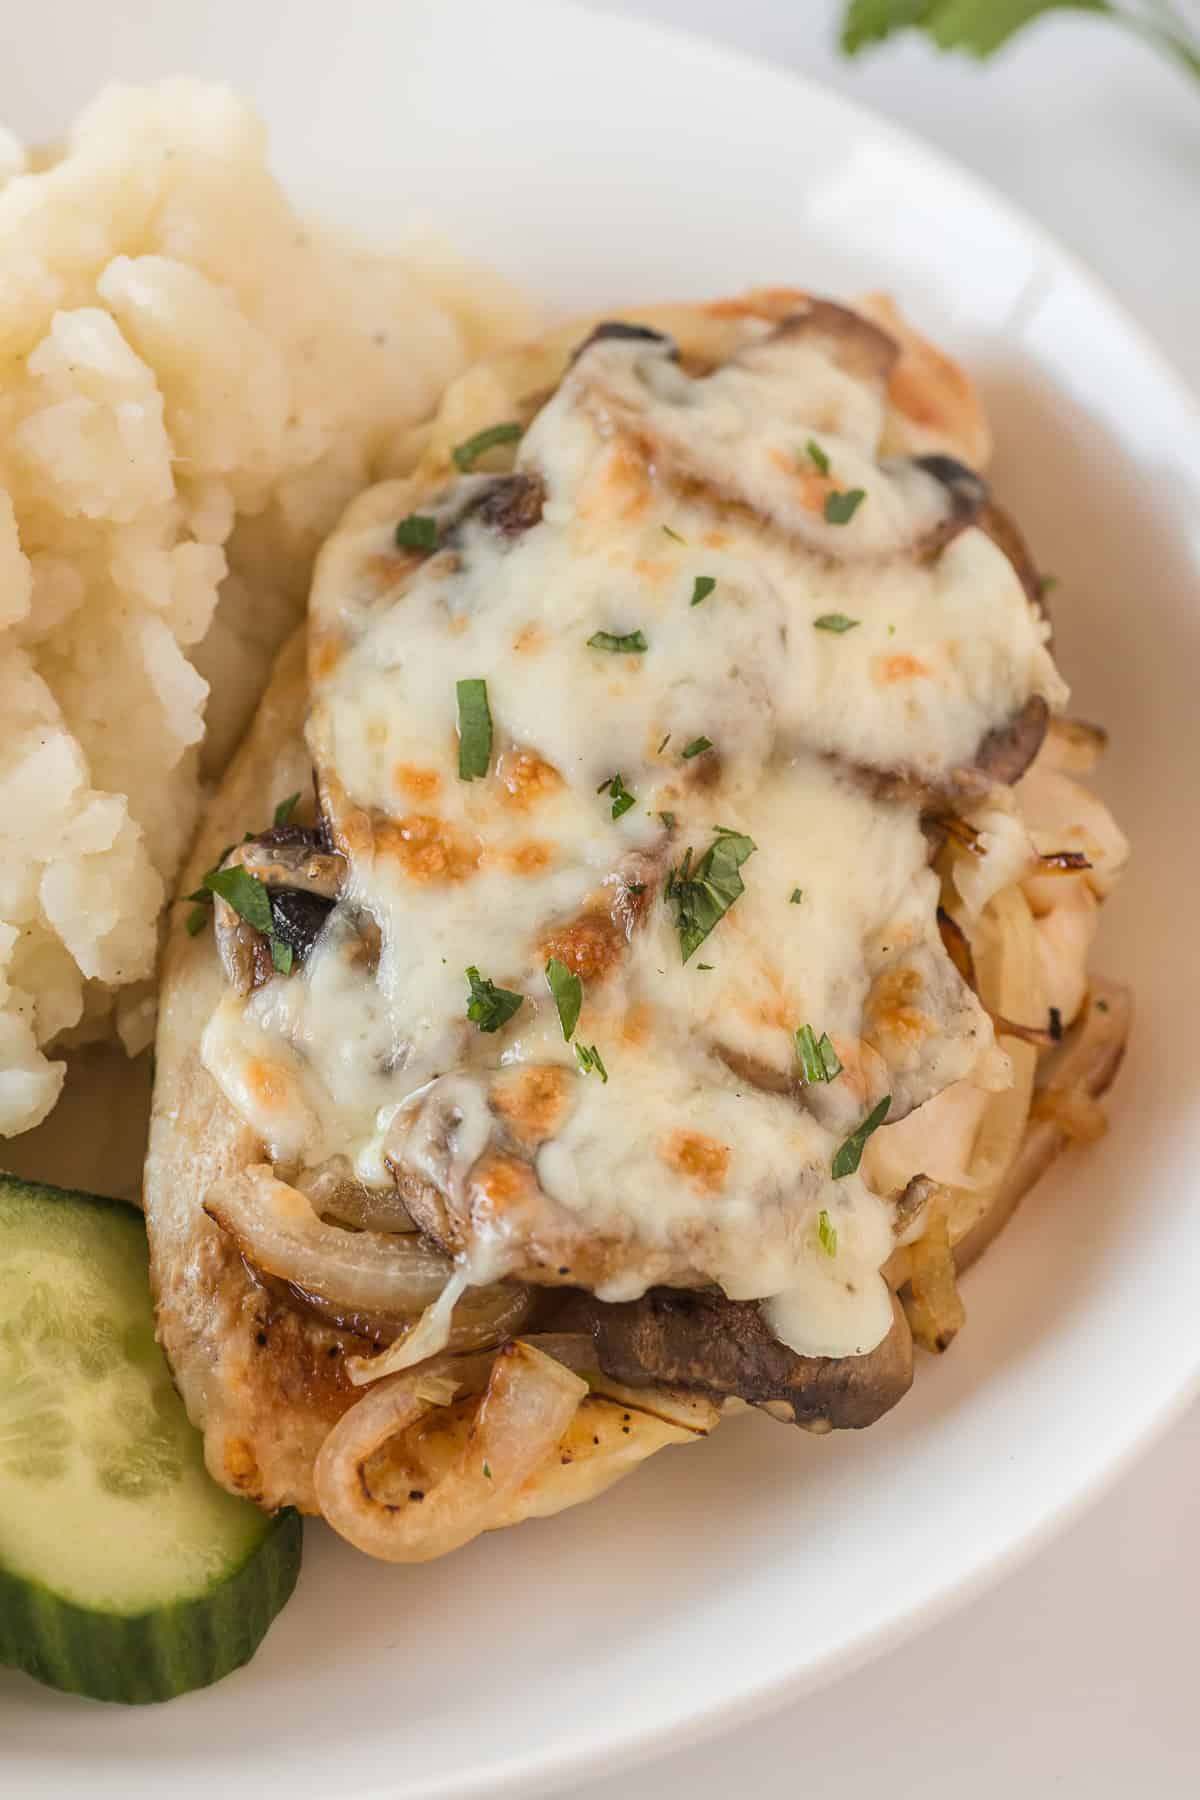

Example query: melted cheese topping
[202,322,1064,1360]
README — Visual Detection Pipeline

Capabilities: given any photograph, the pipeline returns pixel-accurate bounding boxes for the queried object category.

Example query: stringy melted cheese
[202,324,1063,1359]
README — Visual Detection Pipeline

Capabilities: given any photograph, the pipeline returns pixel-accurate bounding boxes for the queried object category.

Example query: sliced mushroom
[212,827,345,995]
[967,693,1050,790]
[752,298,899,386]
[573,1286,913,1431]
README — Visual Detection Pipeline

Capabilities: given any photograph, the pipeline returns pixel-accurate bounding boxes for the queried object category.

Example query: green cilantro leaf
[662,524,687,544]
[795,1024,844,1085]
[841,1,1114,63]
[456,678,493,780]
[665,829,757,963]
[588,628,649,653]
[545,957,583,1042]
[690,575,717,607]
[814,613,861,633]
[273,791,301,827]
[818,1209,838,1257]
[203,866,274,937]
[465,966,524,1033]
[832,1095,892,1178]
[395,513,439,551]
[574,1042,609,1082]
[805,438,831,475]
[824,488,867,525]
[452,422,522,471]
[681,736,713,760]
[597,772,637,819]
[789,887,804,904]
[271,937,294,976]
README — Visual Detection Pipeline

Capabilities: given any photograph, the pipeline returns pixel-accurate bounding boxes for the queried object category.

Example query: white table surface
[566,5,1200,1796]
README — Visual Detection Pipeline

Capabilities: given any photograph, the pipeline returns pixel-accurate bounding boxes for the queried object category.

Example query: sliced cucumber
[0,1172,301,1704]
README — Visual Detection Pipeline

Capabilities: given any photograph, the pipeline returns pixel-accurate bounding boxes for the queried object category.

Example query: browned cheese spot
[491,1066,572,1148]
[374,814,481,884]
[662,1129,731,1194]
[498,746,564,809]
[541,908,626,984]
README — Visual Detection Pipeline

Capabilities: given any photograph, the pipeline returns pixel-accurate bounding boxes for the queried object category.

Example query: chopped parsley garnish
[597,772,637,819]
[451,421,522,471]
[789,887,804,904]
[805,438,830,476]
[832,1095,892,1179]
[455,678,493,780]
[574,1042,609,1082]
[657,733,671,754]
[395,512,438,551]
[814,613,860,633]
[587,628,648,654]
[465,966,524,1033]
[202,865,274,937]
[690,575,716,607]
[817,1209,838,1257]
[665,827,757,963]
[626,882,647,895]
[696,962,714,971]
[273,791,301,827]
[545,957,583,1042]
[183,841,236,934]
[681,735,713,760]
[1039,574,1059,597]
[659,810,676,829]
[482,1461,493,1480]
[662,524,686,544]
[824,488,866,526]
[1095,997,1110,1013]
[271,938,294,976]
[795,1024,843,1085]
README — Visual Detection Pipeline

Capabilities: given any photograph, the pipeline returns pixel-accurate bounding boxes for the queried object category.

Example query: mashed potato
[0,80,527,1136]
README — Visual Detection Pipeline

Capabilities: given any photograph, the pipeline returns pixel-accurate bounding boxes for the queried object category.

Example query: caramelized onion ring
[204,1165,453,1315]
[314,1341,587,1562]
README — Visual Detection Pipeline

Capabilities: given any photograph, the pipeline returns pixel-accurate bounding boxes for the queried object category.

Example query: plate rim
[5,4,1199,1793]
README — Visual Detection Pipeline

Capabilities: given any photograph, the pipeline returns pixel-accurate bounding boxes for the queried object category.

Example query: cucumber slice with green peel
[0,1172,302,1704]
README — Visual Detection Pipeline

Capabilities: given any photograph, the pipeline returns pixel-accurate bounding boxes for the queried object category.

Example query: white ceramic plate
[4,4,1200,1796]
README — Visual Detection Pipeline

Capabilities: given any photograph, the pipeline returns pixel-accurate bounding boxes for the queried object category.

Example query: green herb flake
[455,678,493,781]
[545,957,583,1042]
[574,1042,609,1083]
[696,962,714,971]
[465,966,524,1034]
[659,810,676,829]
[1095,997,1110,1013]
[587,628,648,654]
[662,524,686,544]
[203,865,274,937]
[597,773,637,819]
[482,1460,493,1480]
[832,1094,892,1179]
[789,887,804,905]
[451,421,522,472]
[657,733,671,754]
[273,791,301,827]
[1039,574,1059,597]
[814,612,860,634]
[805,438,830,476]
[681,735,713,760]
[665,828,757,963]
[271,937,294,976]
[824,488,866,526]
[690,575,717,607]
[818,1209,838,1257]
[395,512,438,552]
[185,904,208,937]
[794,1023,842,1085]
